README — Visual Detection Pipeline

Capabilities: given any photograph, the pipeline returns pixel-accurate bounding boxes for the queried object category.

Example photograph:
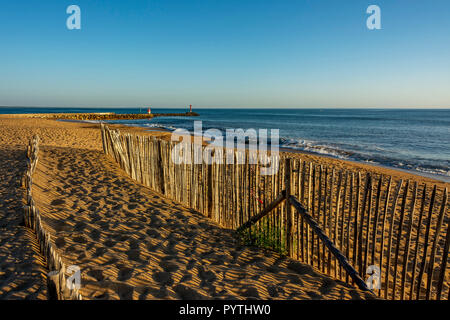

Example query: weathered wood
[358,173,371,274]
[400,182,417,300]
[296,159,301,260]
[415,184,437,300]
[299,161,306,262]
[328,169,336,276]
[409,184,427,300]
[322,167,329,273]
[339,172,348,279]
[300,160,306,262]
[345,172,354,283]
[363,175,373,276]
[285,159,294,257]
[288,195,371,292]
[333,171,343,278]
[306,162,313,265]
[270,162,276,250]
[370,176,383,268]
[436,214,450,300]
[392,180,410,299]
[384,179,403,299]
[317,165,323,271]
[311,165,317,268]
[378,176,392,296]
[237,191,286,232]
[425,188,447,300]
[353,172,361,268]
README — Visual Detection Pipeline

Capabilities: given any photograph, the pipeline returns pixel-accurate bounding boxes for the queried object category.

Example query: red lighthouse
[189,104,192,113]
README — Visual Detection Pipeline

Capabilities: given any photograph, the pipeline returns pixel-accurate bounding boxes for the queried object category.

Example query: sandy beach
[0,115,448,300]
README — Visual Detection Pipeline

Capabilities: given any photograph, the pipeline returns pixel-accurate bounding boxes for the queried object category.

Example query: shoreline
[95,120,450,184]
[278,147,450,184]
[1,114,448,187]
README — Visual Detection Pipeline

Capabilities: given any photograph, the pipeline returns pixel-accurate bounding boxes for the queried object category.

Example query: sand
[0,121,48,299]
[0,115,447,300]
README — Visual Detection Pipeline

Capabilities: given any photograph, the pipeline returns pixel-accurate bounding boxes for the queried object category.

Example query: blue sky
[1,0,449,108]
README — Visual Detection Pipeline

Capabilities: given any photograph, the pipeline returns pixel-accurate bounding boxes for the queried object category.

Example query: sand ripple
[31,146,374,300]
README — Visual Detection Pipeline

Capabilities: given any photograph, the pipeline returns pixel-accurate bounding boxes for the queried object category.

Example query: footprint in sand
[319,278,336,295]
[101,257,119,266]
[306,290,323,300]
[174,284,205,300]
[90,229,101,241]
[186,259,196,270]
[93,246,108,258]
[117,267,134,281]
[50,198,66,206]
[197,266,217,283]
[159,261,179,273]
[89,213,102,223]
[103,239,116,248]
[92,292,109,300]
[180,274,192,283]
[126,249,142,262]
[112,204,123,211]
[127,204,138,210]
[65,245,83,255]
[267,285,279,297]
[74,221,87,231]
[287,274,303,285]
[128,239,140,250]
[148,287,168,299]
[115,283,134,300]
[87,204,99,212]
[149,216,164,228]
[241,286,260,299]
[286,261,315,276]
[54,236,66,248]
[152,271,173,286]
[73,235,87,244]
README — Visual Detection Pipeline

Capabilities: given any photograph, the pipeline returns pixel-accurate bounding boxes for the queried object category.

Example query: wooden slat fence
[23,135,83,300]
[101,124,449,300]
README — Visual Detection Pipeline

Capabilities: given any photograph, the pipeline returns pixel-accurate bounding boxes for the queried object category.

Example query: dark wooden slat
[392,180,410,299]
[237,191,286,232]
[425,188,447,300]
[384,179,403,299]
[415,185,437,300]
[353,173,361,268]
[409,184,427,300]
[370,176,383,268]
[400,182,417,300]
[345,172,354,283]
[436,213,450,300]
[358,173,371,274]
[285,159,294,257]
[322,167,328,273]
[288,195,372,293]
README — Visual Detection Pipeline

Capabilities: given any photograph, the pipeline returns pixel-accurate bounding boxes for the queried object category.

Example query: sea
[1,107,449,182]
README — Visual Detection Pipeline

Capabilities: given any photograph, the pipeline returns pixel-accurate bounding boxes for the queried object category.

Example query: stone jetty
[26,112,199,121]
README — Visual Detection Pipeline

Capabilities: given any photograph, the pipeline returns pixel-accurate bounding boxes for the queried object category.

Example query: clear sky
[1,0,449,108]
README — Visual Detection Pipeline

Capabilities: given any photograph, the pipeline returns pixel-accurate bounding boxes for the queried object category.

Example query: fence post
[285,158,293,257]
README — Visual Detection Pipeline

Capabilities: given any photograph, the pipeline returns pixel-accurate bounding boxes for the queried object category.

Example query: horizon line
[1,105,450,110]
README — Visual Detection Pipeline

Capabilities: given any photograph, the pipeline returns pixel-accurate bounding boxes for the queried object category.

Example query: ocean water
[2,107,449,181]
